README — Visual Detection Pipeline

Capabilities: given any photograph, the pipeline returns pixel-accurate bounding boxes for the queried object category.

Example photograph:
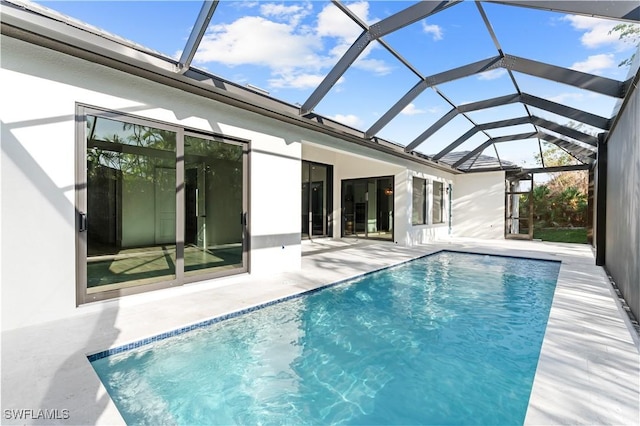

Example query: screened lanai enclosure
[2,2,640,424]
[5,0,634,173]
[1,0,638,317]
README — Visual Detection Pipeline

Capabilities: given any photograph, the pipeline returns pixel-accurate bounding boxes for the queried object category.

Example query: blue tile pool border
[87,249,561,362]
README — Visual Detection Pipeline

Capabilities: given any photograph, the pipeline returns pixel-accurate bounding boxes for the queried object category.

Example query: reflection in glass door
[301,161,332,238]
[342,177,393,240]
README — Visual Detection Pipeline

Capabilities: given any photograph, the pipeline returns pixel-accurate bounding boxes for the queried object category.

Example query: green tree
[531,185,551,226]
[532,144,589,228]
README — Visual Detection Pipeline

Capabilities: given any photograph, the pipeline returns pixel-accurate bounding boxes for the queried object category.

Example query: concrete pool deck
[1,238,638,425]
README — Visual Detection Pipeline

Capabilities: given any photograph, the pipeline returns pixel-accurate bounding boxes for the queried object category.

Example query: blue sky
[36,0,639,168]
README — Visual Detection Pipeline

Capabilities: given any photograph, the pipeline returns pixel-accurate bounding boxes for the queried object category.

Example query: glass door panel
[342,180,367,237]
[301,161,331,238]
[184,135,244,277]
[311,181,324,235]
[310,165,327,236]
[367,180,377,235]
[86,115,177,291]
[343,181,356,237]
[376,178,393,240]
[353,181,367,237]
[301,162,310,238]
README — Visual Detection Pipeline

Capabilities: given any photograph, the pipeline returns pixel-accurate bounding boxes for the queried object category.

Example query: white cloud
[317,1,370,41]
[401,103,426,115]
[354,58,393,75]
[268,72,327,89]
[562,15,636,51]
[236,1,259,9]
[192,1,392,90]
[317,2,393,74]
[477,69,507,80]
[260,2,312,26]
[348,42,391,75]
[328,42,351,59]
[570,53,615,74]
[195,17,323,70]
[317,1,390,73]
[422,22,443,41]
[547,92,585,103]
[328,114,363,127]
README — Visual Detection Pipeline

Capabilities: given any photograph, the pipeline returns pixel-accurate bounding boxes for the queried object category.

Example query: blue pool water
[91,251,560,425]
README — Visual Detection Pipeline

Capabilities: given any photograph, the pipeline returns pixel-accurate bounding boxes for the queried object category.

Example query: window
[412,177,427,225]
[432,181,444,224]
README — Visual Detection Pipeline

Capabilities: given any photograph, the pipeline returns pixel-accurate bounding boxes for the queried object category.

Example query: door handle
[79,212,87,232]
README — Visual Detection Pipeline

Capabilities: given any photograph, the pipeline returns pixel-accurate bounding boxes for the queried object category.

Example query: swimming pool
[90,251,560,425]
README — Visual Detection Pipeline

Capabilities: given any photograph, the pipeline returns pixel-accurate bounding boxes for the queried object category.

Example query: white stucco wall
[1,36,303,330]
[452,171,505,239]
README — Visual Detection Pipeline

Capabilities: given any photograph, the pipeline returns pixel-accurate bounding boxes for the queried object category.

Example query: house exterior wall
[452,171,505,240]
[1,35,507,331]
[604,76,640,320]
[301,143,454,245]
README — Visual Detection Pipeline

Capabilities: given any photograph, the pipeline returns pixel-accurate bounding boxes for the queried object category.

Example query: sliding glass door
[342,177,394,240]
[77,107,247,303]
